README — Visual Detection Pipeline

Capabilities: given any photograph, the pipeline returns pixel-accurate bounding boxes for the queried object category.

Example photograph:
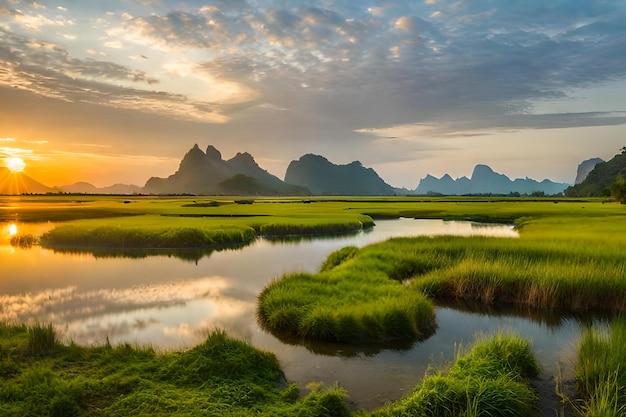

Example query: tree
[610,174,626,204]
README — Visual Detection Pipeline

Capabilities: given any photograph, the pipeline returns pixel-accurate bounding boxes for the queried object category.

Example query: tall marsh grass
[27,322,58,355]
[373,332,540,417]
[40,220,257,249]
[576,317,626,416]
[257,268,436,343]
[260,228,626,345]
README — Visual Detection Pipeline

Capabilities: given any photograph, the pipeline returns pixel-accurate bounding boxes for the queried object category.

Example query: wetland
[1,196,625,415]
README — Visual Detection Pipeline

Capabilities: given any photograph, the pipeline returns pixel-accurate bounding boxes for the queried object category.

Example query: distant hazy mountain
[284,154,396,195]
[60,182,141,194]
[143,144,309,195]
[414,164,569,195]
[574,158,604,185]
[565,150,626,197]
[0,168,58,194]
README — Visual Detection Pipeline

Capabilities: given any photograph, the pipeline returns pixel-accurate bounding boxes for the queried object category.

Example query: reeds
[373,332,540,417]
[576,317,626,416]
[27,322,58,355]
[40,223,257,248]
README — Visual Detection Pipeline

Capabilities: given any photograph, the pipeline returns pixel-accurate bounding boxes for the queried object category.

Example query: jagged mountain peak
[143,144,309,195]
[231,152,255,162]
[415,164,569,195]
[206,145,222,161]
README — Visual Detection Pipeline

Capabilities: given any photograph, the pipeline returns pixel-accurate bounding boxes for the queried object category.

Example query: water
[0,219,591,410]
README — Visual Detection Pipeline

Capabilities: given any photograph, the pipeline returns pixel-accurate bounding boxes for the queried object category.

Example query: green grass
[39,215,257,249]
[5,195,625,250]
[0,324,352,417]
[372,332,540,417]
[576,317,626,417]
[259,228,626,346]
[257,257,436,344]
[0,323,544,416]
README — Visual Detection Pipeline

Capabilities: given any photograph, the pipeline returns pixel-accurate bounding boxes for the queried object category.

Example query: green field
[2,195,626,415]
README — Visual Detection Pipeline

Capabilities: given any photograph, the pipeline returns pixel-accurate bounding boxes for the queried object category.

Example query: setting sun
[5,157,26,173]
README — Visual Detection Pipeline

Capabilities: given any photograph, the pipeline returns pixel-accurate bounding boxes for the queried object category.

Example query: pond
[0,219,594,410]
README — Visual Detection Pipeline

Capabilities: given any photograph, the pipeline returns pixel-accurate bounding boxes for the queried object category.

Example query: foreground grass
[1,323,543,417]
[0,323,352,417]
[373,332,540,417]
[576,317,626,417]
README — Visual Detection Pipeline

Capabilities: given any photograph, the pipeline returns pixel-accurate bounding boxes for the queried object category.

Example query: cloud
[0,29,236,123]
[103,40,123,48]
[356,112,626,142]
[1,0,626,139]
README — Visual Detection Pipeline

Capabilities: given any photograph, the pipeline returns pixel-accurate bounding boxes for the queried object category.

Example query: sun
[5,157,26,173]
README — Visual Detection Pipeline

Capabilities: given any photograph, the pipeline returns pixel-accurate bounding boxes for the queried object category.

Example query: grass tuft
[373,333,539,417]
[576,317,626,416]
[26,322,59,356]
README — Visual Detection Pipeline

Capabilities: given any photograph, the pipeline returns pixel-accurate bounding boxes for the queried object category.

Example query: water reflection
[436,298,614,329]
[0,276,255,347]
[261,323,435,358]
[45,246,233,263]
[3,218,594,410]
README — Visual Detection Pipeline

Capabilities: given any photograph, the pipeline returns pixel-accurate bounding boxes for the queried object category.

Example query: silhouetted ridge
[143,145,309,195]
[414,164,569,195]
[284,154,395,195]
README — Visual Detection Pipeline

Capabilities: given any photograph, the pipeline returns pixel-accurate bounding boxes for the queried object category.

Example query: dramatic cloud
[0,0,625,187]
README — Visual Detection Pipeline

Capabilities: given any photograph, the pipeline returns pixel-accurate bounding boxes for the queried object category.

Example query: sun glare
[6,157,26,173]
[8,224,18,236]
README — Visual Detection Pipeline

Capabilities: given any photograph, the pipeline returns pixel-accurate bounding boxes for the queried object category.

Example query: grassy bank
[576,317,626,416]
[0,323,352,417]
[372,332,540,417]
[1,323,544,416]
[4,195,623,249]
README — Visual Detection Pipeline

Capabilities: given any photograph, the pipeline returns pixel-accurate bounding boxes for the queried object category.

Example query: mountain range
[414,164,570,196]
[1,144,590,196]
[143,144,309,195]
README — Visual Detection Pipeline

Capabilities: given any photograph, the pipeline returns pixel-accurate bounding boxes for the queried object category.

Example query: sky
[1,0,625,189]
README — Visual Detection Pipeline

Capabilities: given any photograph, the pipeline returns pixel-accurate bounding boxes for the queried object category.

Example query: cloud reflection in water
[0,276,254,348]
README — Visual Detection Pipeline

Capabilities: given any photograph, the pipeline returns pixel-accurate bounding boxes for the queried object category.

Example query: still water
[0,219,589,409]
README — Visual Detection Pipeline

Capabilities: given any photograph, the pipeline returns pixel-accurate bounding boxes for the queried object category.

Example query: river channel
[0,218,595,410]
